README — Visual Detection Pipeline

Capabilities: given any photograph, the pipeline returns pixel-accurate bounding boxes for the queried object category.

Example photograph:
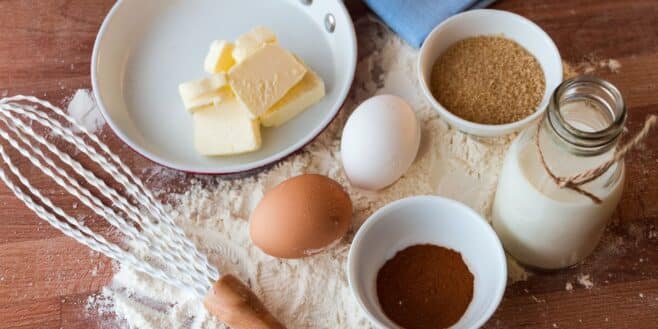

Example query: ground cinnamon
[376,244,474,329]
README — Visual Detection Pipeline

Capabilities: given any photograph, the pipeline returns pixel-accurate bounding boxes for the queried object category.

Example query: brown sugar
[376,244,474,329]
[430,36,545,125]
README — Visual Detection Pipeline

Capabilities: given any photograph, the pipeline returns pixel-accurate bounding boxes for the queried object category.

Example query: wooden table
[1,1,657,328]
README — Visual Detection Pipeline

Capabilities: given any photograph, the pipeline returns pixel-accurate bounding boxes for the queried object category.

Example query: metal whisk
[0,96,284,329]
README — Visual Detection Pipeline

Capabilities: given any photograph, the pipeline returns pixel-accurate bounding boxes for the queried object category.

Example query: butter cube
[179,74,229,112]
[229,45,307,118]
[204,40,235,73]
[232,26,278,63]
[193,95,262,156]
[261,69,325,127]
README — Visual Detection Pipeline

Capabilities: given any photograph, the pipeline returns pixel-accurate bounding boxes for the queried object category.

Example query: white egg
[341,95,420,190]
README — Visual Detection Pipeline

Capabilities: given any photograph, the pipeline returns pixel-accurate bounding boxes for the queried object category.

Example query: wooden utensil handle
[204,274,286,329]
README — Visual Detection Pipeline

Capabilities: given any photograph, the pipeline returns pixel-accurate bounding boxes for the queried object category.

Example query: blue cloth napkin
[363,0,496,48]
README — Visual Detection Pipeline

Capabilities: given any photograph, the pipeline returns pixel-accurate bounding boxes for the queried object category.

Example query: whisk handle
[204,274,286,329]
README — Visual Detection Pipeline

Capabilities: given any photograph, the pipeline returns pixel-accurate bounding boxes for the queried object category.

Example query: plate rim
[91,0,357,175]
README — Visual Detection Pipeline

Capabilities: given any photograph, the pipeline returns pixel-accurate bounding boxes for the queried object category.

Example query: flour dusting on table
[66,89,105,133]
[89,17,522,329]
[577,273,594,289]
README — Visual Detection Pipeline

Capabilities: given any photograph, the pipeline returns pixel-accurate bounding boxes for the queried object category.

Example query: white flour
[89,17,526,329]
[577,273,594,289]
[66,89,105,133]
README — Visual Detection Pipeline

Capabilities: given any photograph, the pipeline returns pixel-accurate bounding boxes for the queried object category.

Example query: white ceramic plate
[92,0,356,174]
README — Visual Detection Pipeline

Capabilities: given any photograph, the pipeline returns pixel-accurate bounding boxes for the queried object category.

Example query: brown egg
[250,174,353,259]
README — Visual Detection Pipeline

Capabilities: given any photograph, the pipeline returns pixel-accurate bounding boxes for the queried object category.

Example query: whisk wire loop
[0,96,219,297]
[0,103,211,290]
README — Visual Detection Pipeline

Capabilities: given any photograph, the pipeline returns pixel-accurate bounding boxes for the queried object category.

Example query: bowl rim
[90,0,357,175]
[347,195,507,329]
[417,9,563,136]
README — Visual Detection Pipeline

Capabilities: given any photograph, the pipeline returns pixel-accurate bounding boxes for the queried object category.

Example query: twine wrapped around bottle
[535,115,657,204]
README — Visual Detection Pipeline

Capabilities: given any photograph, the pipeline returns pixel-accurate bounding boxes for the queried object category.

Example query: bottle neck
[545,76,626,156]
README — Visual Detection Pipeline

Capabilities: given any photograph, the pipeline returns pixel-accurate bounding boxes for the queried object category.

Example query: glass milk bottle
[492,76,626,270]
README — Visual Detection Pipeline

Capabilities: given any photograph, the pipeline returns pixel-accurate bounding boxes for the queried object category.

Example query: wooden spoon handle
[203,274,286,329]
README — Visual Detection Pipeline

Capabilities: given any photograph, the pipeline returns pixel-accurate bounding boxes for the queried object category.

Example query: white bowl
[92,0,356,174]
[418,9,563,137]
[347,196,507,329]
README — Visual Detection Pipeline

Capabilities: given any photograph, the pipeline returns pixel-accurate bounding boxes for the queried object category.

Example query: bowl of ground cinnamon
[418,9,563,137]
[347,196,506,329]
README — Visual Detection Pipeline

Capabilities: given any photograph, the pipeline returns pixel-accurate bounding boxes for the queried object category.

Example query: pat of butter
[232,26,278,63]
[204,40,235,73]
[229,45,307,118]
[193,95,262,156]
[178,74,229,112]
[261,68,325,127]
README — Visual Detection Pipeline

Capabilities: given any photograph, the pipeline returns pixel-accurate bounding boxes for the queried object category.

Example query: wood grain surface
[1,0,657,328]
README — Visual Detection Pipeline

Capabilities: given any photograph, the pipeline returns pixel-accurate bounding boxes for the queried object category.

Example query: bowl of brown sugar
[418,9,563,137]
[347,196,507,329]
